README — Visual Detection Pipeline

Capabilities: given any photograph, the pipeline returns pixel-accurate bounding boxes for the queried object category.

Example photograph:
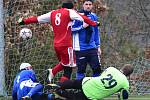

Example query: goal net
[130,57,150,95]
[4,0,62,95]
[3,0,150,96]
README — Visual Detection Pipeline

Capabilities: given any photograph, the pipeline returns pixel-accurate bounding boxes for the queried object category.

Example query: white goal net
[3,0,150,96]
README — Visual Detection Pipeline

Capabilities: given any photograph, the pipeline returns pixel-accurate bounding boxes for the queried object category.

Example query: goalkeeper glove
[18,18,25,25]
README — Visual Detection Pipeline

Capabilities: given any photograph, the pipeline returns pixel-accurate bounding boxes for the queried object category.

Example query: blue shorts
[75,48,101,76]
[17,80,42,100]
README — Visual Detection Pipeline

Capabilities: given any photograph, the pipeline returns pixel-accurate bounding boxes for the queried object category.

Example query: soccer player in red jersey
[18,0,97,83]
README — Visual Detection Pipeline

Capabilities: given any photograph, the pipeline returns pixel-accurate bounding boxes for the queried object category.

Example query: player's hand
[83,22,89,28]
[97,22,100,26]
[18,18,25,25]
[98,47,102,56]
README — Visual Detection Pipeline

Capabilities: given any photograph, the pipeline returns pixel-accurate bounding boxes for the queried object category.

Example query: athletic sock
[52,63,64,76]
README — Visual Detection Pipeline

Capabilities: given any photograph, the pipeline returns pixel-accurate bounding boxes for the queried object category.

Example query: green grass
[0,95,150,100]
[104,95,150,100]
[0,96,11,100]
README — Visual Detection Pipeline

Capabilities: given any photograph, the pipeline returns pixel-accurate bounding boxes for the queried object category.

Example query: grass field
[104,95,150,100]
[0,95,150,100]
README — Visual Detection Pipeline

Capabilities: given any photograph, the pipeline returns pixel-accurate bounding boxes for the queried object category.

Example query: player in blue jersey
[12,63,54,100]
[71,0,102,79]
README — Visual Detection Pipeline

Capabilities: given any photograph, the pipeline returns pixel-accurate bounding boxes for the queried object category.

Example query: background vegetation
[3,0,150,96]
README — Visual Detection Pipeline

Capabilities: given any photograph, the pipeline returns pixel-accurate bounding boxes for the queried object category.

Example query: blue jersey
[12,70,38,100]
[71,12,100,51]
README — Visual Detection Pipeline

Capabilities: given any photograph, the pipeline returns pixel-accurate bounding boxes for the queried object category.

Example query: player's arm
[30,71,38,82]
[93,15,100,48]
[18,12,51,25]
[117,89,129,100]
[71,20,84,32]
[69,9,97,26]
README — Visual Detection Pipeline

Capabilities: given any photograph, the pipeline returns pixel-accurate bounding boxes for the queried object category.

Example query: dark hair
[121,64,134,76]
[83,0,93,3]
[62,2,74,9]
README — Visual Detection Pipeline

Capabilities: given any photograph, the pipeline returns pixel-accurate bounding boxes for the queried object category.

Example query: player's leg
[46,79,84,100]
[56,89,88,100]
[55,79,86,100]
[22,83,55,100]
[59,46,76,82]
[47,46,64,83]
[18,80,37,100]
[22,83,43,99]
[57,79,82,89]
[31,93,55,100]
[88,49,102,77]
[60,67,72,82]
[18,86,29,100]
[47,63,64,83]
[27,83,43,97]
[46,79,82,91]
[75,51,87,79]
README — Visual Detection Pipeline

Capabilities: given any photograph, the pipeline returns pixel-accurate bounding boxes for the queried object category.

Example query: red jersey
[50,8,73,47]
[23,8,97,47]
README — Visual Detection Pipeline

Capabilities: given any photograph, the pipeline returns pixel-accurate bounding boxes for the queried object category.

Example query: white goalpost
[0,0,7,96]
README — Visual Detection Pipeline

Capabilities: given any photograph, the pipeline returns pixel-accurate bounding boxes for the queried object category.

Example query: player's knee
[37,84,44,90]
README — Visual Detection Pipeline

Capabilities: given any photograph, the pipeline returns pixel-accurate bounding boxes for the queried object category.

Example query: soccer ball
[19,28,32,40]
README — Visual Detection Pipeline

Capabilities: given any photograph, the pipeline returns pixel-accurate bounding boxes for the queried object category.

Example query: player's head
[120,64,134,76]
[20,63,32,70]
[62,0,74,9]
[82,0,94,11]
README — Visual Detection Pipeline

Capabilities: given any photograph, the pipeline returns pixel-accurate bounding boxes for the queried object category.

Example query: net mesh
[130,58,150,95]
[3,0,150,96]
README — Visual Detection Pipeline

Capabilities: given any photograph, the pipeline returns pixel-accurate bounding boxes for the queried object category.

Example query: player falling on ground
[12,63,54,100]
[47,64,134,100]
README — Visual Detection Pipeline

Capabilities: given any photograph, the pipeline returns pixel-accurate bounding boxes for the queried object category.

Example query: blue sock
[27,84,43,97]
[48,93,54,100]
[76,73,85,80]
[92,72,100,77]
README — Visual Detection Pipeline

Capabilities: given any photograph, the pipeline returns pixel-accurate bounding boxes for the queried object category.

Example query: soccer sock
[47,93,55,100]
[92,72,100,77]
[27,84,43,97]
[52,63,64,76]
[59,76,69,82]
[92,67,102,77]
[76,73,85,80]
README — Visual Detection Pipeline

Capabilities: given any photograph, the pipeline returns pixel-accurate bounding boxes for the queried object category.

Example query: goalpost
[0,0,6,96]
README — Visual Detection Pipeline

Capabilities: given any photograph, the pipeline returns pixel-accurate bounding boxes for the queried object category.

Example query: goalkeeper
[12,63,54,100]
[50,64,134,100]
[18,0,98,83]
